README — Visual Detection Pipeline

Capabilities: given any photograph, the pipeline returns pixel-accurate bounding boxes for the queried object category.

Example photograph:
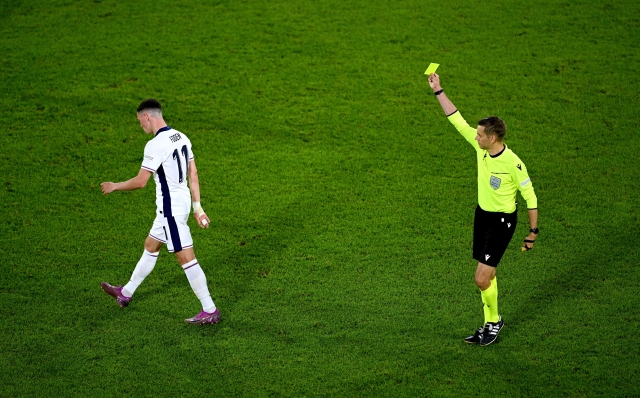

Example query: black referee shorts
[473,205,517,267]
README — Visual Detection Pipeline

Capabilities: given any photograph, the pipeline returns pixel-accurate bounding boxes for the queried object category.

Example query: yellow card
[424,63,439,75]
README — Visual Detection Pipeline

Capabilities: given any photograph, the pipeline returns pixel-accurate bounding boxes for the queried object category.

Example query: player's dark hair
[137,98,162,114]
[478,116,506,141]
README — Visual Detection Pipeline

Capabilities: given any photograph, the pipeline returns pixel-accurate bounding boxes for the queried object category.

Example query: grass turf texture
[1,0,639,396]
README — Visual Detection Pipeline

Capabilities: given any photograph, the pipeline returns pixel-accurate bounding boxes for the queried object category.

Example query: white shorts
[148,213,193,253]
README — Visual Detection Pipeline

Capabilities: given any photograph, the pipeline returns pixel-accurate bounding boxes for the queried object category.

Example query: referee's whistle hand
[521,233,536,251]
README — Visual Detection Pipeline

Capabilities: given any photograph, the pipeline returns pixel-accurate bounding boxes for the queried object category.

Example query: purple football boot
[185,308,221,325]
[101,282,132,307]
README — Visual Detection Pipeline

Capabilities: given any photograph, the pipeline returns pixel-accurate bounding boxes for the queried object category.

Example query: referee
[428,72,539,346]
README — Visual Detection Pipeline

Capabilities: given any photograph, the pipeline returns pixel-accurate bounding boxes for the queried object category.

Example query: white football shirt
[141,126,194,216]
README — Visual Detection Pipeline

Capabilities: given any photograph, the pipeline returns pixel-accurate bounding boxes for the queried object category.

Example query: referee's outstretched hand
[428,73,441,92]
[522,235,536,251]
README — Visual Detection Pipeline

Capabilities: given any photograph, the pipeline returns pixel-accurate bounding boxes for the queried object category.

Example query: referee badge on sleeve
[490,175,501,190]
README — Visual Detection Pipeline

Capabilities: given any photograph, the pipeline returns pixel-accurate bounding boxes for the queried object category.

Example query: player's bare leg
[177,247,220,325]
[144,235,163,253]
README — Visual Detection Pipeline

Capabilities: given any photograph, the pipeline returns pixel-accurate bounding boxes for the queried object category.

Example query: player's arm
[101,169,152,195]
[188,159,210,228]
[428,73,457,116]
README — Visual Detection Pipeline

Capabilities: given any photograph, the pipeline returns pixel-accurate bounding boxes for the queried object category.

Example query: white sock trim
[181,258,198,271]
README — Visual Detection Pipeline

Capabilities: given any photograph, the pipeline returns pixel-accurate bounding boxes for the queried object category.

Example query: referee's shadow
[503,224,615,335]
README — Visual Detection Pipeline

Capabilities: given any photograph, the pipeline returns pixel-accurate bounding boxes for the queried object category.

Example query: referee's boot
[464,327,484,344]
[480,315,504,346]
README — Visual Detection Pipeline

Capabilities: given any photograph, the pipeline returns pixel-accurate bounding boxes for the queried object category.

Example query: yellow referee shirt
[448,111,537,213]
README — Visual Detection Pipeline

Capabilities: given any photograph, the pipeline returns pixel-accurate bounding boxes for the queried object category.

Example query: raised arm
[428,73,478,146]
[101,169,152,195]
[428,73,458,116]
[188,159,210,228]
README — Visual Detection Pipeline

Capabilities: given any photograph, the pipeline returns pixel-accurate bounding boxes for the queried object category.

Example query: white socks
[121,252,216,314]
[122,250,159,297]
[182,259,216,313]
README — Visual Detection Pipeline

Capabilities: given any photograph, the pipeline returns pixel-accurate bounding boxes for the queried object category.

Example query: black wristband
[434,89,444,96]
[530,228,539,234]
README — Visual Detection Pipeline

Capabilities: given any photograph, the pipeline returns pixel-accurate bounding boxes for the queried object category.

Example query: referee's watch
[530,228,539,234]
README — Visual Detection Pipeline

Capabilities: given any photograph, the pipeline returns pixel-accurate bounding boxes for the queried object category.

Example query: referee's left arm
[516,163,539,250]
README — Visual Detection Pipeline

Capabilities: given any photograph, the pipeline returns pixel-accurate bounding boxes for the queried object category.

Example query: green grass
[1,0,639,396]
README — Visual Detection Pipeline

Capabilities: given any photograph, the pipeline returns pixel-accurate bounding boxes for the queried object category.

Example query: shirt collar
[155,125,172,136]
[489,144,506,158]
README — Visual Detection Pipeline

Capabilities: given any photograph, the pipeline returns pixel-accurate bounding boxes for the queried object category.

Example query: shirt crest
[490,175,501,190]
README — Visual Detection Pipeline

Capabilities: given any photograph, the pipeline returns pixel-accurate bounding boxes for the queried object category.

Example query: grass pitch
[1,0,639,396]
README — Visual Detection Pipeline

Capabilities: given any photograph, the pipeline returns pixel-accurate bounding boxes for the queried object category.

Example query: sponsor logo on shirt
[145,155,153,160]
[520,177,531,187]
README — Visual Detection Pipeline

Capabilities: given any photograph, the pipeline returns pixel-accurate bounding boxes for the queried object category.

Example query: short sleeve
[188,142,194,161]
[141,140,162,173]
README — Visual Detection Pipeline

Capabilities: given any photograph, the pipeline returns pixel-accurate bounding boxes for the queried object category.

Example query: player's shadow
[141,195,312,319]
